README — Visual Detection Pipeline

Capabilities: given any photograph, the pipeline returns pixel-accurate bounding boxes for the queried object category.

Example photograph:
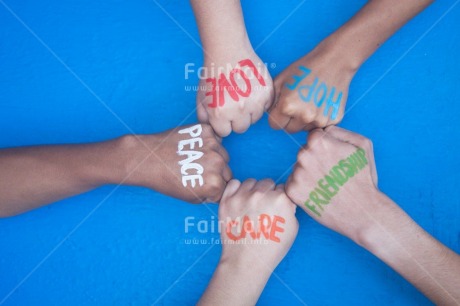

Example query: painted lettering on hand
[304,148,368,217]
[226,214,285,243]
[177,124,205,188]
[286,66,342,120]
[206,59,266,108]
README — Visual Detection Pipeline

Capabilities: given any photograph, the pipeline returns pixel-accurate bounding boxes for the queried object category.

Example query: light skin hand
[191,0,275,137]
[0,123,231,217]
[199,179,298,305]
[269,0,433,133]
[286,126,460,305]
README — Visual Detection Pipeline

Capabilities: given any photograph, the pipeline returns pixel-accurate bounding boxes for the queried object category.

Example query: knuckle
[308,130,324,146]
[300,108,317,123]
[206,178,225,202]
[280,100,297,116]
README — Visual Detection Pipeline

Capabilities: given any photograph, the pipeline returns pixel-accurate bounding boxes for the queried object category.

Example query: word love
[226,214,285,242]
[177,124,205,188]
[305,148,368,217]
[286,66,342,120]
[206,59,266,108]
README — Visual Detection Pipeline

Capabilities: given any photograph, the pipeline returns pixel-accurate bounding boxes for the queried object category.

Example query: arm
[199,257,270,305]
[286,126,460,305]
[361,192,460,305]
[0,140,124,216]
[322,0,434,72]
[190,0,250,57]
[199,179,299,305]
[269,0,433,132]
[190,0,274,137]
[0,124,231,217]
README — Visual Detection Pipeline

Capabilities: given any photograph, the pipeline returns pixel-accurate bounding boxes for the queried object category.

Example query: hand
[122,124,232,203]
[197,51,274,137]
[269,43,354,133]
[285,126,379,242]
[219,179,298,271]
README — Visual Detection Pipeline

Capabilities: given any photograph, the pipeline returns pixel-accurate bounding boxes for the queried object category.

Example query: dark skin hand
[0,123,231,217]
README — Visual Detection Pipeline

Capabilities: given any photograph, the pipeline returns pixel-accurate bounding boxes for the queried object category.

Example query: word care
[226,214,285,242]
[304,148,368,217]
[286,66,342,120]
[177,124,205,188]
[206,59,266,108]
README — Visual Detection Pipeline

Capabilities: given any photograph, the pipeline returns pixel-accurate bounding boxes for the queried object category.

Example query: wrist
[203,35,253,64]
[354,192,418,259]
[315,32,364,75]
[76,138,133,187]
[219,250,273,281]
[209,254,271,303]
[109,134,158,186]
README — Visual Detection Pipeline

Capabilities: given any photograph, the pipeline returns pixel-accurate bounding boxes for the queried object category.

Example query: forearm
[359,192,460,305]
[320,0,433,72]
[199,257,271,305]
[0,138,128,217]
[190,0,251,57]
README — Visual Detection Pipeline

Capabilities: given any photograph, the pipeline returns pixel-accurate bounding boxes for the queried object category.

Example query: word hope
[286,66,342,120]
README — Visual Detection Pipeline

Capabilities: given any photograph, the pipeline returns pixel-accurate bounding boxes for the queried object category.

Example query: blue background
[0,0,459,305]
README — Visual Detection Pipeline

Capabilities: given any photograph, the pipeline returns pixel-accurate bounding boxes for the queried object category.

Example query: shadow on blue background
[0,0,459,305]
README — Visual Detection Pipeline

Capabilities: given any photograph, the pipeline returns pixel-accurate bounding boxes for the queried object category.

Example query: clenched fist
[219,179,298,270]
[197,53,274,137]
[123,124,232,203]
[269,44,354,133]
[285,126,379,242]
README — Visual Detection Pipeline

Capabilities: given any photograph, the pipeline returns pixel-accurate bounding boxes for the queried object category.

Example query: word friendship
[304,148,368,217]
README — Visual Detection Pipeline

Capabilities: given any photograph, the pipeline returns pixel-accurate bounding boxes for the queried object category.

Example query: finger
[268,104,291,130]
[231,115,251,134]
[209,116,232,137]
[254,179,276,192]
[275,184,285,191]
[324,126,366,147]
[197,101,209,123]
[285,117,307,134]
[240,179,258,191]
[213,144,229,163]
[250,106,265,124]
[325,126,378,186]
[205,179,227,204]
[221,179,241,201]
[222,165,233,182]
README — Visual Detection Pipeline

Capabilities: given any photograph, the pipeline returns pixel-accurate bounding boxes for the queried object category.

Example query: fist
[285,126,378,241]
[197,53,274,137]
[219,179,298,270]
[124,124,232,203]
[269,45,354,133]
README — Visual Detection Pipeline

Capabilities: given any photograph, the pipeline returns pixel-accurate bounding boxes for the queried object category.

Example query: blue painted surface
[0,0,459,305]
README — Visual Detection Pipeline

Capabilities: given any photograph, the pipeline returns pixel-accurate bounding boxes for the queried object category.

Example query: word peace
[177,124,205,188]
[286,66,342,120]
[205,59,266,108]
[305,148,368,217]
[226,214,285,242]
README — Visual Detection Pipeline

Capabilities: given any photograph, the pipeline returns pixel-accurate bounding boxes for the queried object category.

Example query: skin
[269,0,434,133]
[0,124,231,217]
[285,126,460,305]
[191,0,275,137]
[199,179,298,305]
